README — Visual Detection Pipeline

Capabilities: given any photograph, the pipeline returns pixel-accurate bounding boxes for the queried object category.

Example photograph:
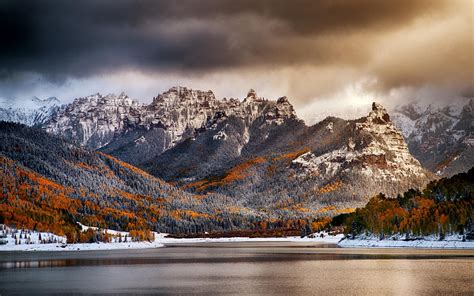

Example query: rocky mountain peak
[71,92,139,109]
[243,88,264,103]
[464,99,473,112]
[263,96,297,124]
[291,103,429,196]
[44,86,282,151]
[368,102,391,124]
[152,86,216,107]
[277,96,290,104]
[247,88,257,98]
[117,91,129,99]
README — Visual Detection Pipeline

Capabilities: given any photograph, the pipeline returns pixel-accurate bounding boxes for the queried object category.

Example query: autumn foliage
[341,168,474,238]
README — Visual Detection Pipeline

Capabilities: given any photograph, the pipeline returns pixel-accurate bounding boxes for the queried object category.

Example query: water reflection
[1,243,473,295]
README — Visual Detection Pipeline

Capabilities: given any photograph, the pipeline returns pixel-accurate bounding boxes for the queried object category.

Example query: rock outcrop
[44,87,297,165]
[292,102,428,187]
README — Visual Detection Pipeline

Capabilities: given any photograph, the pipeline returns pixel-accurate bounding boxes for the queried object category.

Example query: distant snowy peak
[392,99,469,135]
[391,98,473,176]
[30,96,60,106]
[0,96,61,126]
[1,96,60,109]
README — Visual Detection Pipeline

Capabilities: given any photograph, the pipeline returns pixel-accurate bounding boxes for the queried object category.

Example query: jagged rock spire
[247,89,257,99]
[277,96,290,104]
[368,102,391,124]
[243,89,260,103]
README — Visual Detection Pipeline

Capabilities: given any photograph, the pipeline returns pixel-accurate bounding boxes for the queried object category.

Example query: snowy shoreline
[0,241,165,252]
[160,233,344,245]
[2,226,473,251]
[337,234,474,249]
[0,231,344,252]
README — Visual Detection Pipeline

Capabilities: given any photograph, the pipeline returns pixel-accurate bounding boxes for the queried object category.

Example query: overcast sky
[1,0,472,122]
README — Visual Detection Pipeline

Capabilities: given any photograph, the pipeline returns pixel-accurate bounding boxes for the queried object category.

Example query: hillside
[3,121,375,240]
[0,122,263,239]
[145,102,431,211]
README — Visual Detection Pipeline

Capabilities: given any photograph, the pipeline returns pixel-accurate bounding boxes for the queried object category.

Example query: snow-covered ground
[0,225,343,252]
[0,240,164,252]
[160,232,344,244]
[3,224,472,251]
[338,233,474,249]
[0,227,68,251]
[0,225,164,252]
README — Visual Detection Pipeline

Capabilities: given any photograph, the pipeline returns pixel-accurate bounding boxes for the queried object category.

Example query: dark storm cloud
[0,0,471,104]
[0,0,450,76]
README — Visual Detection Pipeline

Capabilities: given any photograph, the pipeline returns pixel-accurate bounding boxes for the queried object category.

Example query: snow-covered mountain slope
[392,99,473,176]
[44,92,142,149]
[0,96,61,126]
[292,103,427,183]
[146,101,431,211]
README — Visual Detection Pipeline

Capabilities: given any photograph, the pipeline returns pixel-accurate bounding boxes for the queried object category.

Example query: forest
[333,167,474,240]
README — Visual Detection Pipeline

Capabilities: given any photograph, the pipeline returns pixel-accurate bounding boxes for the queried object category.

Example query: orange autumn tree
[342,168,474,238]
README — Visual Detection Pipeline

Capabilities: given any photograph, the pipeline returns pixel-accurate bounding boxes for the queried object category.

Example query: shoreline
[160,234,343,245]
[0,241,165,252]
[0,234,343,252]
[2,232,473,251]
[337,233,474,249]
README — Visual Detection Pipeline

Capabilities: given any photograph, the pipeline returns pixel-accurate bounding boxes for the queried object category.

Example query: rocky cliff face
[392,99,473,176]
[44,87,296,165]
[291,103,428,190]
[44,92,142,149]
[0,96,60,126]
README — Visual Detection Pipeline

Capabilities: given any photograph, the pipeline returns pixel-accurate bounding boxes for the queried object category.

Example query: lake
[1,242,473,295]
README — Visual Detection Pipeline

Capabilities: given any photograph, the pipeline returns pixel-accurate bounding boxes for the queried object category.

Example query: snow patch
[213,130,228,141]
[338,233,474,249]
[0,224,164,252]
[160,232,344,244]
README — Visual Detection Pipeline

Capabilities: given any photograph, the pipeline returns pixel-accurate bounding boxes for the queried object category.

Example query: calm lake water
[0,242,473,295]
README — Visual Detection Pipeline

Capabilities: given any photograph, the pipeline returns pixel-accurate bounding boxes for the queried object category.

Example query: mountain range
[3,88,471,178]
[1,87,472,236]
